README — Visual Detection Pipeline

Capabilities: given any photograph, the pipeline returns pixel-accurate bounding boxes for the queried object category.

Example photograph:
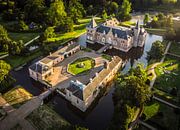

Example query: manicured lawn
[26,105,71,130]
[3,86,32,106]
[68,57,95,75]
[46,17,103,43]
[9,32,39,43]
[169,42,180,56]
[120,21,136,27]
[143,100,179,130]
[143,102,160,120]
[4,49,43,68]
[145,28,166,36]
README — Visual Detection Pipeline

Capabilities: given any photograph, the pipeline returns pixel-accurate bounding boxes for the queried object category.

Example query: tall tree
[148,40,165,60]
[144,13,150,25]
[117,0,132,21]
[111,64,152,130]
[47,0,67,26]
[0,25,10,51]
[68,0,85,24]
[24,0,45,23]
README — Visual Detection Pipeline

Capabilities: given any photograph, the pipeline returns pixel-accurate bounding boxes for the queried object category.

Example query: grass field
[169,42,180,55]
[27,105,71,130]
[3,86,32,106]
[46,17,103,43]
[143,100,179,130]
[145,28,166,36]
[9,32,39,43]
[5,49,43,68]
[68,57,95,75]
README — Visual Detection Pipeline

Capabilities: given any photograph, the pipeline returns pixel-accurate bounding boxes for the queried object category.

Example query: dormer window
[103,30,106,35]
[115,33,117,38]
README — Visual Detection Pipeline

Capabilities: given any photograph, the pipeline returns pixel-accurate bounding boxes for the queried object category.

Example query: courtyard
[46,50,107,87]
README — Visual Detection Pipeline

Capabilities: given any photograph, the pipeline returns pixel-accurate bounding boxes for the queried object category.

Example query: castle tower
[133,20,140,47]
[86,17,97,43]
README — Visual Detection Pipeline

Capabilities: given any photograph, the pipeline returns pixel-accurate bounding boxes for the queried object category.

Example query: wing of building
[86,17,147,52]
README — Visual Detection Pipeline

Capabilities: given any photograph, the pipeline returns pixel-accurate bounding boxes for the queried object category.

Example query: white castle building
[86,17,147,52]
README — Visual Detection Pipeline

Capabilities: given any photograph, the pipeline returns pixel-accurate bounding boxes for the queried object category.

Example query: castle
[86,17,147,52]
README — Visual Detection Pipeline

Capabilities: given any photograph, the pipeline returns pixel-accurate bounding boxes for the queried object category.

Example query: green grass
[143,102,160,120]
[143,100,179,130]
[0,51,8,56]
[68,57,95,75]
[9,32,39,43]
[154,56,180,92]
[169,42,180,55]
[3,86,32,106]
[46,17,103,44]
[120,21,136,27]
[26,105,71,130]
[101,54,112,61]
[145,28,166,36]
[4,49,43,68]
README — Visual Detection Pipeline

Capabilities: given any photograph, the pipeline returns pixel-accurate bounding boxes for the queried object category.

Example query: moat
[11,33,163,130]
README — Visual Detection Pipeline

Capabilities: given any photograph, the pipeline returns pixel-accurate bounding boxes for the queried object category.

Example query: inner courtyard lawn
[68,57,95,75]
[154,55,180,100]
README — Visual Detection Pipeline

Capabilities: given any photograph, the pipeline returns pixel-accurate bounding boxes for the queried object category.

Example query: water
[11,33,163,130]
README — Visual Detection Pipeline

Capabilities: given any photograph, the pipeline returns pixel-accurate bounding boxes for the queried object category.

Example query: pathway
[97,44,110,54]
[0,97,42,130]
[153,96,180,109]
[138,120,157,130]
[0,54,9,60]
[167,52,180,58]
[24,35,40,47]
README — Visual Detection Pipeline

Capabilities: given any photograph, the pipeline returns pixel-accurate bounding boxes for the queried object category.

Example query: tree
[117,0,132,21]
[24,0,45,23]
[8,40,24,55]
[68,0,85,24]
[108,2,119,15]
[47,0,67,26]
[43,27,56,40]
[144,13,150,25]
[102,9,108,20]
[0,60,15,93]
[111,64,152,130]
[148,40,165,60]
[0,25,10,51]
[165,27,176,41]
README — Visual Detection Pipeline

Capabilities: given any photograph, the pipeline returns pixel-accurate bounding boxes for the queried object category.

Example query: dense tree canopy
[47,0,67,26]
[24,0,46,23]
[68,0,85,24]
[0,25,10,51]
[111,64,152,130]
[148,41,165,60]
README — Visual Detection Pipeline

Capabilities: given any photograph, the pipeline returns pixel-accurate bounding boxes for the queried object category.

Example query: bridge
[97,44,111,54]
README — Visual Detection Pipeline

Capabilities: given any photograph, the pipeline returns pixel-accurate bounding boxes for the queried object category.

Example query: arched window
[102,37,105,43]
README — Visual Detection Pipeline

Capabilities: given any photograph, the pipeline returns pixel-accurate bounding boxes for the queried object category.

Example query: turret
[133,20,140,47]
[86,17,97,43]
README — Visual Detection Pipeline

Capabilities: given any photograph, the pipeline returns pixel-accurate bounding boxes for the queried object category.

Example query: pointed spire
[87,16,97,28]
[135,20,140,29]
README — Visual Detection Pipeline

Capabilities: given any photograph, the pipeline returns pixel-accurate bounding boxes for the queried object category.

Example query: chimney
[95,72,98,77]
[90,78,93,83]
[49,52,52,56]
[104,61,108,69]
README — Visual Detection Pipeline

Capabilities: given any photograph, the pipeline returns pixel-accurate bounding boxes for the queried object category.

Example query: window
[69,93,71,97]
[77,99,79,104]
[102,37,105,42]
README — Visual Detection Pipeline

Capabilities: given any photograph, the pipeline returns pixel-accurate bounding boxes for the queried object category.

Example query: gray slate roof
[87,17,97,28]
[96,25,129,40]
